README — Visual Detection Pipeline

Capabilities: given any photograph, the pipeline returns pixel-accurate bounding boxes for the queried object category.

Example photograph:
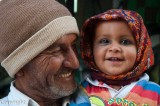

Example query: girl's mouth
[107,57,124,61]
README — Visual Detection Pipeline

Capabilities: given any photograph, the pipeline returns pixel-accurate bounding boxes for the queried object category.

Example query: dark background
[0,0,160,98]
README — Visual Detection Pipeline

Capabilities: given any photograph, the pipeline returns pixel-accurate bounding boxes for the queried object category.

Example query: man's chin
[49,84,77,98]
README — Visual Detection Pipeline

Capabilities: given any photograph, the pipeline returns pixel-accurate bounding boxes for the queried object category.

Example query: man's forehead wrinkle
[50,35,78,48]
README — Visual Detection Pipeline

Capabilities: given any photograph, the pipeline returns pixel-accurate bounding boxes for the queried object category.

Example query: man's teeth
[58,72,71,78]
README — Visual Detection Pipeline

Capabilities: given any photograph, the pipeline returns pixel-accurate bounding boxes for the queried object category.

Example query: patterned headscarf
[80,9,154,85]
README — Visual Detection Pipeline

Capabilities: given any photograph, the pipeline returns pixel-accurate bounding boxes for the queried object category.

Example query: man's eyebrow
[46,43,59,50]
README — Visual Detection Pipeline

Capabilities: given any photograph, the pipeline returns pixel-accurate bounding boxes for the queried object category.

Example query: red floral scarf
[80,9,154,85]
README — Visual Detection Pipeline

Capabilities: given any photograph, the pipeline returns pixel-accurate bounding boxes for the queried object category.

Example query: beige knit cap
[0,0,79,77]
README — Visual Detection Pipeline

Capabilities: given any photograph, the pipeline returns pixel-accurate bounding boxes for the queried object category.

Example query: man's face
[21,34,79,99]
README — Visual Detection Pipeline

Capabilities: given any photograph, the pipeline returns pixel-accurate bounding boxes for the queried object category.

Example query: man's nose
[63,48,80,69]
[108,43,122,53]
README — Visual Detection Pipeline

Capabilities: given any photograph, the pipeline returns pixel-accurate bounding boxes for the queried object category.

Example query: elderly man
[0,0,79,106]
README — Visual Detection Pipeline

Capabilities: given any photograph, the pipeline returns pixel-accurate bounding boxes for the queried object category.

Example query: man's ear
[15,69,24,77]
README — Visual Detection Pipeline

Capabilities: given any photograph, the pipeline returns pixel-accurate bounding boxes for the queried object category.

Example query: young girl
[70,9,160,106]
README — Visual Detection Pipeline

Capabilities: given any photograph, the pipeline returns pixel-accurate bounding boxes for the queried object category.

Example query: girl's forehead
[94,20,134,40]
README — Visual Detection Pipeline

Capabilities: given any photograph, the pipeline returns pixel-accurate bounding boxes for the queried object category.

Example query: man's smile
[58,72,72,78]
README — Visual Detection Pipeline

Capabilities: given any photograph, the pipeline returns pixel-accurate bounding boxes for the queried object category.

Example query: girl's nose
[108,43,122,53]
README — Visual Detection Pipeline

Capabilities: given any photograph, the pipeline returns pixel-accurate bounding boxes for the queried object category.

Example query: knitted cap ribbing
[0,0,79,77]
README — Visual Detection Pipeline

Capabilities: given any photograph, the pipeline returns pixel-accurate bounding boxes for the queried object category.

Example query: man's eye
[120,39,133,45]
[99,39,110,45]
[52,47,62,53]
[46,47,62,54]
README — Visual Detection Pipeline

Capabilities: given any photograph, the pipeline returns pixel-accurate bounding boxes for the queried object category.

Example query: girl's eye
[99,39,110,45]
[120,39,133,45]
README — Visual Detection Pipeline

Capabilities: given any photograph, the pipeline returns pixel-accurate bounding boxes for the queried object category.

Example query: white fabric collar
[0,81,70,106]
[85,73,149,98]
[7,81,39,106]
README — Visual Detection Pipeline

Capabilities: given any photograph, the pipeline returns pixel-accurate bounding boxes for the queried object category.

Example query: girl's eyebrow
[120,34,135,40]
[94,34,110,39]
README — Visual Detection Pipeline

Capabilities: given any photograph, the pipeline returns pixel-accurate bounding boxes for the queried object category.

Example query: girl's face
[93,21,137,76]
